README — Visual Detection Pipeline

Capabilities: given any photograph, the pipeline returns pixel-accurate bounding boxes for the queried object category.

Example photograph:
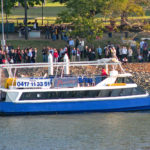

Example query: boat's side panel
[0,97,150,115]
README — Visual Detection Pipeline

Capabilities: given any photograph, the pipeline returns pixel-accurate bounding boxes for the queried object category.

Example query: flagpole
[1,0,5,50]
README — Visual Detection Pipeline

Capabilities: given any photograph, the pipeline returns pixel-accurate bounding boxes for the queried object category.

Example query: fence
[0,23,15,33]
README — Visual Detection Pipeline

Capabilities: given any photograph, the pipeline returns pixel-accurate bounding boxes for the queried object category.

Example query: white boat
[0,55,149,115]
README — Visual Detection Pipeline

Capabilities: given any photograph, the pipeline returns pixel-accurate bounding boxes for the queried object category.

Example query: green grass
[0,6,65,25]
[0,2,149,26]
[1,6,66,25]
[36,2,65,7]
[11,7,65,17]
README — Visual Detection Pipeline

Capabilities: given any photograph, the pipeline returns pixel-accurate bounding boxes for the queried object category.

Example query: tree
[0,0,15,15]
[56,0,148,29]
[102,0,147,27]
[52,0,68,3]
[0,0,43,40]
[0,0,42,15]
[56,0,108,44]
[17,0,42,7]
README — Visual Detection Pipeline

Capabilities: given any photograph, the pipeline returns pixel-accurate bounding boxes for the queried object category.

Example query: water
[0,113,150,150]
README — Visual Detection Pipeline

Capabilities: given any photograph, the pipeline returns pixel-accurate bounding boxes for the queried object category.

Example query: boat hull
[0,97,150,115]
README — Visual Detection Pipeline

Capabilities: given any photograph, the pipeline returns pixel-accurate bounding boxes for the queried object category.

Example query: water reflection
[0,113,150,150]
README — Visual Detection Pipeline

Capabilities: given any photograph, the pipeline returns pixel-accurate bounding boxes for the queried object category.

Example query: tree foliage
[0,0,42,15]
[17,0,42,7]
[56,0,147,37]
[52,0,68,3]
[0,0,15,14]
[104,0,144,17]
[103,0,146,26]
[56,0,107,43]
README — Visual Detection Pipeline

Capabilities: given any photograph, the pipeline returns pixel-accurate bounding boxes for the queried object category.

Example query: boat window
[119,88,132,96]
[75,91,82,98]
[131,87,146,95]
[124,77,134,83]
[51,92,57,99]
[0,91,6,101]
[110,89,122,97]
[19,87,146,101]
[20,92,36,100]
[116,77,134,84]
[116,77,124,83]
[98,90,112,97]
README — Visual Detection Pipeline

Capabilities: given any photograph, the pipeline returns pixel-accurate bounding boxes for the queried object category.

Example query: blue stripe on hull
[0,97,150,115]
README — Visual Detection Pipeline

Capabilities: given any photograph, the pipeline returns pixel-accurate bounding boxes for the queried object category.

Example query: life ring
[5,78,16,89]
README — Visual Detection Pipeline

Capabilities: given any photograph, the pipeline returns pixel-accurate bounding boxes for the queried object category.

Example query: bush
[143,24,150,31]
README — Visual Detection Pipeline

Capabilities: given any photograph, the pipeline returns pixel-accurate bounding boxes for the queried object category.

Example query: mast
[64,54,70,75]
[48,53,53,75]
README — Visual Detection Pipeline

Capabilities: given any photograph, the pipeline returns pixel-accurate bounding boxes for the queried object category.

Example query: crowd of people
[42,37,96,62]
[0,45,37,64]
[0,37,149,65]
[42,38,150,63]
[19,21,70,41]
[44,24,70,41]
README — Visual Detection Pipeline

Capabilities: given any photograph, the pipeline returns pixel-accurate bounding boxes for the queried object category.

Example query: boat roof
[0,59,121,69]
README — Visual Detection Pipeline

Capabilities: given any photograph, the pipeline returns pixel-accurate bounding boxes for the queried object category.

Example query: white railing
[0,60,121,69]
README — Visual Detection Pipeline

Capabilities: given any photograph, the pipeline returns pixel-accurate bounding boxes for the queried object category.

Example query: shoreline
[123,63,150,92]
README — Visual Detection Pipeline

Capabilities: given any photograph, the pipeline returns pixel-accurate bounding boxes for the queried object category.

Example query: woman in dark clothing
[31,49,35,63]
[23,49,28,63]
[88,48,96,61]
[16,50,22,63]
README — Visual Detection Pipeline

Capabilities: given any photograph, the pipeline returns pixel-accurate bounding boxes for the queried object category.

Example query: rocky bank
[123,63,150,93]
[13,62,150,93]
[69,63,150,93]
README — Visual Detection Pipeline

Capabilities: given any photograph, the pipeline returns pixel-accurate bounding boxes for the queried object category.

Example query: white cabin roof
[0,59,121,69]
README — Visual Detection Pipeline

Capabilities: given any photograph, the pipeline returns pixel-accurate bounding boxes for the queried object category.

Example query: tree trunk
[121,11,128,26]
[24,0,28,40]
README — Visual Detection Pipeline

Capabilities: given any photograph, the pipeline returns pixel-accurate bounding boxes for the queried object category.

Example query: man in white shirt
[33,19,38,30]
[122,46,128,60]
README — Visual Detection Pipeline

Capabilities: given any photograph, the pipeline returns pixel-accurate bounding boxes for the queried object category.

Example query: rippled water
[0,113,150,150]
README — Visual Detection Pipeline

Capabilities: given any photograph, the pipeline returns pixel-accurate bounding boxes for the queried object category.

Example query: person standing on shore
[127,47,133,63]
[53,49,59,62]
[76,48,81,61]
[28,48,33,63]
[121,46,128,60]
[84,46,88,60]
[42,47,47,62]
[33,19,38,30]
[69,38,75,50]
[71,47,76,62]
[88,48,96,61]
[80,39,84,59]
[45,25,50,39]
[143,40,148,62]
[140,40,144,53]
[96,46,102,59]
[148,48,150,62]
